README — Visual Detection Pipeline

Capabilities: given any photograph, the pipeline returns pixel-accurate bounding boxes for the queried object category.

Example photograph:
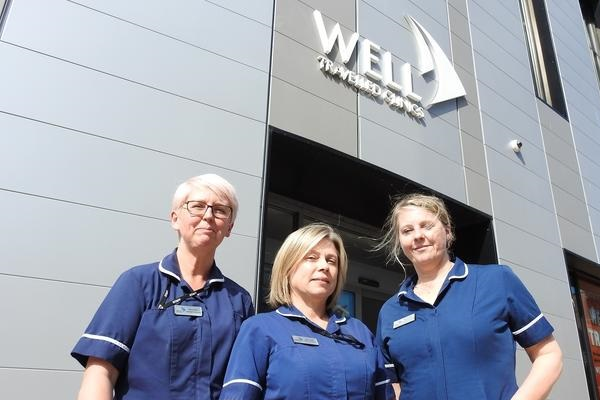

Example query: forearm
[77,357,119,400]
[511,338,563,400]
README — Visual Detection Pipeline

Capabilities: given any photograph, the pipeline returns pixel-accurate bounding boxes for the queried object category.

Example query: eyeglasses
[183,200,233,220]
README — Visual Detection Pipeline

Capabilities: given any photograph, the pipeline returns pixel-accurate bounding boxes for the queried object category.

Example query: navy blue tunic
[376,258,554,400]
[220,305,392,400]
[71,250,254,400]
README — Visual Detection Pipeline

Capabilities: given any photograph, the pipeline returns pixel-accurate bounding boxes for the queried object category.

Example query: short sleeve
[71,268,148,371]
[220,317,270,400]
[375,307,400,385]
[502,265,554,348]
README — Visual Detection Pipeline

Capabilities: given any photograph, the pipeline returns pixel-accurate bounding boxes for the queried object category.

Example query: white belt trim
[82,333,130,353]
[223,378,263,391]
[512,313,544,335]
[375,379,391,386]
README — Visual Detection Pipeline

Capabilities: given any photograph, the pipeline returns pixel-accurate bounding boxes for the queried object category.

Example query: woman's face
[396,205,450,269]
[170,187,233,251]
[289,238,339,307]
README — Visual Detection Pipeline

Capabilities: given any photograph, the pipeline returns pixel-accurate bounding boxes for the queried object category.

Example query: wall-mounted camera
[509,139,523,153]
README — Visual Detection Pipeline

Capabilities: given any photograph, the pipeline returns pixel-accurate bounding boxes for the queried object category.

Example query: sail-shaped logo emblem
[313,10,466,119]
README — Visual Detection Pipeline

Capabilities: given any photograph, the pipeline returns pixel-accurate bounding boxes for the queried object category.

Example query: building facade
[2,0,600,398]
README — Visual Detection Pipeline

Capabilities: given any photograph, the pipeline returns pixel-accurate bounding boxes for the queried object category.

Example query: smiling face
[170,186,233,253]
[396,205,451,270]
[289,238,339,309]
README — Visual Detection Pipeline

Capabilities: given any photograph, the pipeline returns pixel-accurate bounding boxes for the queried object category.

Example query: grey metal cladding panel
[552,358,593,400]
[546,314,584,361]
[455,64,477,105]
[480,113,545,167]
[552,183,590,228]
[0,114,262,238]
[452,33,475,75]
[448,0,468,17]
[470,0,522,20]
[361,0,451,54]
[547,157,586,199]
[560,62,600,110]
[538,100,572,137]
[486,149,554,211]
[468,1,528,59]
[0,45,266,177]
[2,0,268,122]
[579,154,600,188]
[461,133,486,175]
[448,3,471,44]
[269,78,358,156]
[70,0,273,68]
[0,275,110,369]
[494,220,567,282]
[584,179,600,213]
[459,103,483,140]
[360,118,467,202]
[303,0,356,29]
[478,85,542,147]
[509,265,572,318]
[358,2,417,65]
[475,57,537,117]
[206,0,274,25]
[464,168,492,215]
[471,27,532,88]
[557,215,597,265]
[271,32,356,112]
[276,0,356,58]
[541,129,579,173]
[214,235,259,296]
[564,83,600,126]
[571,109,600,145]
[359,93,462,163]
[1,190,173,286]
[490,183,561,245]
[0,369,82,399]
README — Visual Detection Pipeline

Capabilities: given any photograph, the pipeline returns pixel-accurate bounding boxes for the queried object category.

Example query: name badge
[393,313,415,329]
[292,335,319,346]
[174,305,203,317]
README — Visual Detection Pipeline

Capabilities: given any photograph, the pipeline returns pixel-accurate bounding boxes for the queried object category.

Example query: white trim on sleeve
[222,379,263,391]
[512,313,544,336]
[375,379,391,386]
[81,333,130,353]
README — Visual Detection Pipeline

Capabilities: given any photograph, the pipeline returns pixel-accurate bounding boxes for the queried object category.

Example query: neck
[414,255,453,285]
[176,246,215,290]
[291,295,329,329]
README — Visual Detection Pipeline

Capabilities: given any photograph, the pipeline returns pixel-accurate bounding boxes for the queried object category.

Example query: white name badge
[174,305,203,317]
[292,335,319,346]
[393,313,415,329]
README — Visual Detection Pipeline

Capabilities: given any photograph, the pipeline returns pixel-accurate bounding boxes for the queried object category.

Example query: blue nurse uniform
[376,258,554,400]
[220,305,392,400]
[71,249,254,400]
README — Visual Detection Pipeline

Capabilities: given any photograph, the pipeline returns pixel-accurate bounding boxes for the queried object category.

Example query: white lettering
[359,39,383,82]
[313,10,359,63]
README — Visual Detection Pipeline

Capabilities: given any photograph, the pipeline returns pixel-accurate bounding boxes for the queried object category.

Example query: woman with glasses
[72,174,254,400]
[219,223,393,400]
[375,193,562,400]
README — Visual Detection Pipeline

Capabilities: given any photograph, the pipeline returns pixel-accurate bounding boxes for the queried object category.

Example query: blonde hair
[171,174,239,222]
[268,223,348,311]
[377,193,455,265]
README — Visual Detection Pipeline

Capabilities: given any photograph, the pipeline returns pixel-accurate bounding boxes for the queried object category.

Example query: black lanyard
[299,318,365,349]
[157,283,205,310]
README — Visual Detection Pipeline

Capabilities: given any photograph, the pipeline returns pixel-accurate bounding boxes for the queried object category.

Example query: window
[519,0,568,118]
[580,0,600,87]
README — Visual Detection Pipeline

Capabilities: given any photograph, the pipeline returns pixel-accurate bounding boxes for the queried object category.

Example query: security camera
[509,139,523,153]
